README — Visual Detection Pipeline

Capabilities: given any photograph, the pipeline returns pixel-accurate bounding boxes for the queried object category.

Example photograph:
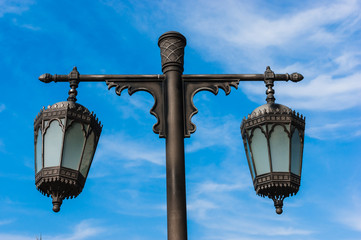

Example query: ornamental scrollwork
[106,80,166,138]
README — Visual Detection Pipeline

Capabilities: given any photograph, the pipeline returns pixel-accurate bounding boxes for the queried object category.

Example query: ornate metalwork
[183,78,239,137]
[158,31,186,73]
[106,77,166,137]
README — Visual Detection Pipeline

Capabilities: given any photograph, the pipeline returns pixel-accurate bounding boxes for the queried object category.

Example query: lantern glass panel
[291,128,302,176]
[251,128,270,175]
[44,120,64,167]
[62,122,86,170]
[245,137,255,180]
[80,131,95,177]
[270,125,290,172]
[35,128,42,173]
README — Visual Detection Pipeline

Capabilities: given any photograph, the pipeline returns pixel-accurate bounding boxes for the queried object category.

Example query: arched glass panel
[250,128,270,175]
[291,128,302,176]
[44,120,64,167]
[35,128,42,173]
[245,137,255,180]
[270,125,290,172]
[62,122,86,170]
[80,131,95,177]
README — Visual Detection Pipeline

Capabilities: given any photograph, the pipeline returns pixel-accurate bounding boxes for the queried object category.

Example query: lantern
[241,68,305,214]
[34,101,101,212]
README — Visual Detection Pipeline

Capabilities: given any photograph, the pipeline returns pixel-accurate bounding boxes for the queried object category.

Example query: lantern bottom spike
[52,194,63,213]
[272,196,285,215]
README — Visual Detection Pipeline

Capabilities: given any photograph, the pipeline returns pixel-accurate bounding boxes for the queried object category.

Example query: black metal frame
[37,31,303,240]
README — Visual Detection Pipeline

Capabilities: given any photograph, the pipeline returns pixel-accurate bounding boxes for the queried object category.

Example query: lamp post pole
[159,33,188,240]
[37,31,304,240]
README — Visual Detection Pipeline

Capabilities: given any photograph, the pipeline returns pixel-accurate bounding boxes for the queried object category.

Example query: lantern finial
[52,194,63,213]
[273,196,284,215]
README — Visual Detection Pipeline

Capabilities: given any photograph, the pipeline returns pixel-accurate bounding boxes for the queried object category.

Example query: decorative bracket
[106,76,166,138]
[183,77,240,137]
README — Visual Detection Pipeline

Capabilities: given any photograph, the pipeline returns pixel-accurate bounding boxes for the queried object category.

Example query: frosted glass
[44,120,64,167]
[250,128,270,175]
[245,138,255,180]
[270,125,290,172]
[291,129,302,176]
[62,122,86,170]
[35,128,43,173]
[80,131,96,177]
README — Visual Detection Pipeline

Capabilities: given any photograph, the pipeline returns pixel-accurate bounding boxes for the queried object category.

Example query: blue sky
[1,0,361,239]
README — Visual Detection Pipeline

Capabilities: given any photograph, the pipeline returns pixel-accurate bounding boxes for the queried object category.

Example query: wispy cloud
[95,132,165,167]
[335,193,361,232]
[307,117,361,140]
[0,103,5,113]
[0,219,14,225]
[186,114,241,153]
[49,219,105,240]
[0,0,34,17]
[0,219,105,240]
[180,0,360,49]
[242,71,361,111]
[0,234,35,240]
[11,18,40,31]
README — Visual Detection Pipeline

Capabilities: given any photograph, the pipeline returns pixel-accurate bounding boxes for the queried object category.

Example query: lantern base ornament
[52,194,63,212]
[254,172,300,214]
[35,166,86,212]
[272,197,284,215]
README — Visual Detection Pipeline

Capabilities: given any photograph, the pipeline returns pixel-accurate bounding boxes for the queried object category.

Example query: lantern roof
[250,102,291,118]
[48,101,90,112]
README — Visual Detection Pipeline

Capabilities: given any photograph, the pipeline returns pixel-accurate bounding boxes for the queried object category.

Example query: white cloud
[0,0,34,17]
[242,72,361,111]
[0,220,105,240]
[0,234,35,240]
[49,219,105,240]
[182,0,360,49]
[186,114,242,153]
[307,117,361,140]
[11,18,40,30]
[336,193,361,232]
[95,132,165,166]
[0,103,5,113]
[0,219,14,225]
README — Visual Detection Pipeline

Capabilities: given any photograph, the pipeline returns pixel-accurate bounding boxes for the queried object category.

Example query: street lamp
[34,31,305,240]
[34,70,102,212]
[241,67,305,214]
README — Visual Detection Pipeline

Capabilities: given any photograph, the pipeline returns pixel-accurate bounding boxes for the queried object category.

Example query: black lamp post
[34,31,305,240]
